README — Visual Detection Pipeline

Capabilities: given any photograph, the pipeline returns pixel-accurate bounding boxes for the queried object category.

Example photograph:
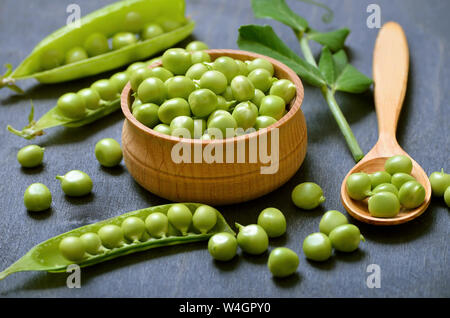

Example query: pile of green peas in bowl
[128,47,297,139]
[346,155,427,218]
[39,11,185,71]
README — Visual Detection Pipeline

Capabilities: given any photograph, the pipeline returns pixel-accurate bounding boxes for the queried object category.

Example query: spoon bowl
[340,22,431,225]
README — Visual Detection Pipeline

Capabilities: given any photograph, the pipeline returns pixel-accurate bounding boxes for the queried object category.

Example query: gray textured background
[0,0,448,297]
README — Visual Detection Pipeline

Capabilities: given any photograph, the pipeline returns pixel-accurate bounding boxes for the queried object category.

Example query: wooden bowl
[121,49,306,205]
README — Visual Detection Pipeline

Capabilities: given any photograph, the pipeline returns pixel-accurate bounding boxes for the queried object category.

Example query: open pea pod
[0,0,194,92]
[7,57,161,139]
[0,203,234,281]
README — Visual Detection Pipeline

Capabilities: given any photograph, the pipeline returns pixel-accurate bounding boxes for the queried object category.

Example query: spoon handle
[373,22,409,141]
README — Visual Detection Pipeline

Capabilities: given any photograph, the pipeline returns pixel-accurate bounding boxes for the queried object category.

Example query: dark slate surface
[0,0,448,298]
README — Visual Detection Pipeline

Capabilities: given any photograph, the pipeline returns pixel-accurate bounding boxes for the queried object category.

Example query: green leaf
[334,64,373,93]
[237,24,325,87]
[251,0,308,32]
[318,47,335,85]
[307,28,350,52]
[332,49,348,77]
[295,0,334,23]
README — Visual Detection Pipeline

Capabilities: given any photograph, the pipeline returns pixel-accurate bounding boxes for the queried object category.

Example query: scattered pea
[56,170,93,197]
[208,232,237,261]
[429,169,450,197]
[268,247,299,277]
[319,210,348,236]
[23,183,52,212]
[17,145,44,168]
[257,207,286,238]
[235,223,268,255]
[291,182,325,210]
[302,232,332,261]
[329,224,364,252]
[95,138,123,167]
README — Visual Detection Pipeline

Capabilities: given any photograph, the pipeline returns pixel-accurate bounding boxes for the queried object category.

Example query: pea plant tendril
[238,0,373,162]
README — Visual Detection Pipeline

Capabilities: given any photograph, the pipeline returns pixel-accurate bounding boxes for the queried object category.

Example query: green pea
[141,23,164,40]
[302,232,332,261]
[166,76,196,99]
[127,62,147,74]
[194,119,207,139]
[131,98,143,112]
[269,79,296,104]
[368,192,400,218]
[208,232,237,261]
[191,51,211,64]
[137,77,167,104]
[186,41,209,52]
[251,89,265,108]
[372,183,399,196]
[65,46,88,64]
[133,103,160,128]
[215,96,232,112]
[161,20,183,32]
[398,181,426,209]
[158,98,191,124]
[207,110,231,126]
[444,187,450,208]
[369,171,391,189]
[319,210,348,236]
[221,86,234,101]
[91,79,118,101]
[153,123,171,135]
[259,95,285,120]
[186,63,209,80]
[110,72,130,92]
[429,169,450,197]
[212,56,239,83]
[17,145,44,168]
[192,205,218,234]
[145,212,169,238]
[78,88,101,110]
[59,236,85,261]
[247,58,274,76]
[200,70,228,94]
[207,113,238,138]
[23,183,52,212]
[268,247,299,277]
[80,233,102,255]
[123,11,143,32]
[150,67,173,82]
[188,89,218,118]
[40,48,64,70]
[170,116,195,138]
[257,207,286,238]
[384,155,412,175]
[232,102,258,130]
[56,170,93,197]
[94,138,123,167]
[130,67,153,91]
[254,116,277,130]
[391,172,416,189]
[346,172,372,200]
[162,48,192,75]
[235,223,268,255]
[167,204,192,235]
[98,225,124,249]
[291,182,325,210]
[84,33,109,57]
[230,75,255,102]
[329,224,364,252]
[57,92,86,119]
[248,68,273,93]
[235,60,249,76]
[121,217,146,242]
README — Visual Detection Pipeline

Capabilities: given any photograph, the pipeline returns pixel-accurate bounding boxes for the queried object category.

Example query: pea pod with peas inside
[0,203,234,281]
[7,57,160,139]
[0,0,194,92]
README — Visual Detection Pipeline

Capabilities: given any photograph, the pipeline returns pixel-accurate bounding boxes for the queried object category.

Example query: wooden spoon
[340,22,431,225]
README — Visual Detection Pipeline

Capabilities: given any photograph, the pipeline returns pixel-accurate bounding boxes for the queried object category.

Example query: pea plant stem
[297,35,364,162]
[321,86,364,162]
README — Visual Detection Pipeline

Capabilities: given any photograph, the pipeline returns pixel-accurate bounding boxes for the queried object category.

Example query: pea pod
[0,203,234,280]
[0,0,194,92]
[7,57,160,139]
